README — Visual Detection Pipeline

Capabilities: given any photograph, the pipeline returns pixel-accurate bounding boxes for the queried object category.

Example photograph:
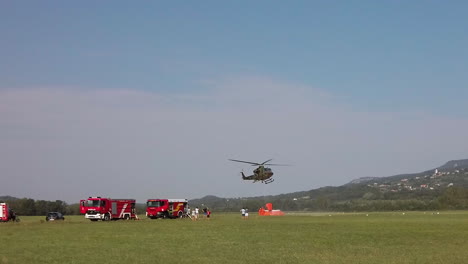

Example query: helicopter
[229,159,289,184]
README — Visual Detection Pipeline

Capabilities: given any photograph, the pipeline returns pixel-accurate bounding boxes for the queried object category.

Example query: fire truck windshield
[147,201,163,207]
[86,200,101,207]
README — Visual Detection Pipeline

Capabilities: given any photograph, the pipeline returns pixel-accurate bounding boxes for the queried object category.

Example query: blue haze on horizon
[1,1,467,203]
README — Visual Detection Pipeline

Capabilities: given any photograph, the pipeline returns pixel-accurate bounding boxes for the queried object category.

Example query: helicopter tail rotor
[241,171,247,180]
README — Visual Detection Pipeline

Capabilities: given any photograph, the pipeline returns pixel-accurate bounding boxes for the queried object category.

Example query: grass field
[1,211,468,264]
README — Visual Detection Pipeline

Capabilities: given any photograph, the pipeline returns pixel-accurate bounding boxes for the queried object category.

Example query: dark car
[45,212,65,221]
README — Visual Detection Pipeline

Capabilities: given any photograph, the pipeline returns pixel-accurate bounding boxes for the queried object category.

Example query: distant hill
[0,195,19,202]
[438,159,468,170]
[347,159,468,185]
[348,177,380,184]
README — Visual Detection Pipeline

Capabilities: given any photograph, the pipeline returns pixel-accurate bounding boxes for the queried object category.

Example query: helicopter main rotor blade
[229,159,261,166]
[260,159,273,165]
[264,163,291,166]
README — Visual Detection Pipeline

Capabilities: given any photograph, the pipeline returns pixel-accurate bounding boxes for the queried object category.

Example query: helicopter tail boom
[241,172,255,181]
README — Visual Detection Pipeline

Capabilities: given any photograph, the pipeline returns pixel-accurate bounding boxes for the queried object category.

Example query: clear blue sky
[1,1,467,203]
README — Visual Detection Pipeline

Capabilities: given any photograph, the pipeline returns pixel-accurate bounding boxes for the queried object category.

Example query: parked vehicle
[0,203,18,222]
[146,199,188,219]
[45,212,65,221]
[80,197,138,221]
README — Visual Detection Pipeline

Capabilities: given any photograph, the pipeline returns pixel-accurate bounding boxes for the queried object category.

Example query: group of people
[186,206,211,220]
[240,207,249,219]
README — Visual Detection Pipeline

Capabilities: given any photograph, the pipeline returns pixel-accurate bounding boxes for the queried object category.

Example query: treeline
[190,187,468,212]
[0,198,80,216]
[329,187,468,211]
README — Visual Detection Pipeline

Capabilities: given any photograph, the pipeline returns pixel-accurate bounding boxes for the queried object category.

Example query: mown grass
[1,211,468,264]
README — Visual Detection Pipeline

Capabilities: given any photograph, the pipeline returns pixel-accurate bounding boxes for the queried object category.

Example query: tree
[15,198,36,216]
[438,187,468,209]
[315,196,330,211]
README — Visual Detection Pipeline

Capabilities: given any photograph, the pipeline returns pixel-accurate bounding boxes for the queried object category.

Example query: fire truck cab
[146,199,188,219]
[80,197,137,221]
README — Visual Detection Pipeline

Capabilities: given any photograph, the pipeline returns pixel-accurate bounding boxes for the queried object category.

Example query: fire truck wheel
[178,211,183,218]
[124,215,130,220]
[104,214,110,221]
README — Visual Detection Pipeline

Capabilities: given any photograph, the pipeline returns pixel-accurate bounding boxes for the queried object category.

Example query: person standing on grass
[240,207,246,219]
[195,207,199,220]
[245,208,249,219]
[191,207,196,221]
[207,209,211,220]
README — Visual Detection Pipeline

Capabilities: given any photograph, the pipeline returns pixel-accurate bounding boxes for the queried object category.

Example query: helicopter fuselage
[253,166,273,180]
[241,166,274,183]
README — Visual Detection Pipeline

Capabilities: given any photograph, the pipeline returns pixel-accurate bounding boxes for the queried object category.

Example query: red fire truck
[146,199,188,219]
[80,197,138,221]
[1,203,10,222]
[0,203,16,222]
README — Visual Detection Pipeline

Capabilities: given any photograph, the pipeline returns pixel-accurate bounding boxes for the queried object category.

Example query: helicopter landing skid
[263,178,274,184]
